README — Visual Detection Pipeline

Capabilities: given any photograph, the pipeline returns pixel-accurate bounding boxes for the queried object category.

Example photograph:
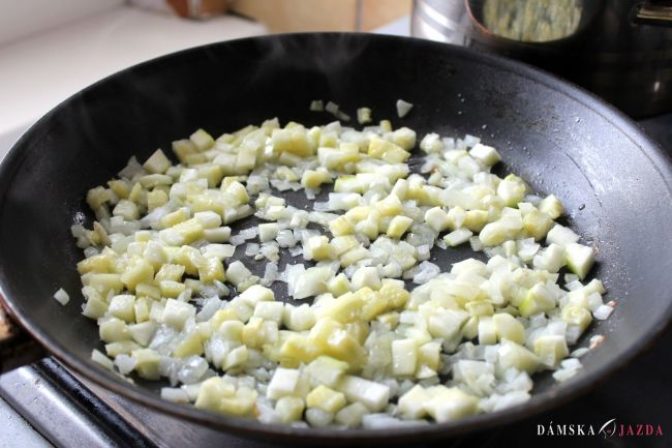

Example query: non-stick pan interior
[1,34,671,443]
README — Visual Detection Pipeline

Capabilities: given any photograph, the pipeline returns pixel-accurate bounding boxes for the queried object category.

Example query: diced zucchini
[533,334,569,368]
[424,386,479,423]
[143,149,171,174]
[469,143,501,166]
[539,194,564,219]
[492,313,525,344]
[444,228,473,247]
[267,368,301,399]
[565,243,595,280]
[337,375,390,411]
[425,207,450,232]
[306,385,347,413]
[391,338,418,376]
[546,224,580,246]
[498,339,541,374]
[275,396,305,423]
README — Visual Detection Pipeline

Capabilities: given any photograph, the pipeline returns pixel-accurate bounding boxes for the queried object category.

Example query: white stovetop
[0,5,266,161]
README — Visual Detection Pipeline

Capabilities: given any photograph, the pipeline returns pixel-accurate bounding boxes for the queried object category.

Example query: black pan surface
[1,33,672,445]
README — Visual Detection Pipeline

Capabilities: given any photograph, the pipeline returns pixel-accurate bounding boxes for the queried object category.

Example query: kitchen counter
[0,5,265,160]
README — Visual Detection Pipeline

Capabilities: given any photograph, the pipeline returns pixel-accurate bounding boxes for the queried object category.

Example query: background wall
[0,0,124,46]
[229,0,412,32]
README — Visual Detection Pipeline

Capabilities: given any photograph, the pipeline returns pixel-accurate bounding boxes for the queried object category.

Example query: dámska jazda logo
[537,418,664,439]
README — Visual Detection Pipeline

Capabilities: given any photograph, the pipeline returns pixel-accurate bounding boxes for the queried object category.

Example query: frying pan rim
[1,32,671,443]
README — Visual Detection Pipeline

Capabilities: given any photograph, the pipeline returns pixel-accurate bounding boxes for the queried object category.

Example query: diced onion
[69,114,609,429]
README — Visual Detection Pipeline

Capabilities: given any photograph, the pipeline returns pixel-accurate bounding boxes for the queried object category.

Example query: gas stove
[1,115,670,448]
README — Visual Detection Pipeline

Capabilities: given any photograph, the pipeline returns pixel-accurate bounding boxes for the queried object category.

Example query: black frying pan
[1,33,672,446]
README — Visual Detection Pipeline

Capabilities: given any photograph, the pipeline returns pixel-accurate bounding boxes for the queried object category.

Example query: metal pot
[412,0,672,118]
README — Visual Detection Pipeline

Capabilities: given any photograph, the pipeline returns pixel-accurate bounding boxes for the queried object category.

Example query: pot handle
[635,0,672,25]
[0,298,46,373]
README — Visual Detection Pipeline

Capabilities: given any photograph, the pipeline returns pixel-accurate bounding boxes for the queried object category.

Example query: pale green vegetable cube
[427,309,469,340]
[226,261,253,287]
[143,149,171,174]
[194,377,236,412]
[561,304,592,332]
[271,126,314,157]
[469,143,501,166]
[162,299,196,330]
[254,301,284,323]
[53,288,70,306]
[357,107,372,124]
[218,320,244,341]
[267,368,301,399]
[337,375,390,411]
[546,224,580,246]
[493,313,525,344]
[190,129,215,151]
[301,169,331,189]
[424,386,479,423]
[309,100,324,111]
[392,126,417,150]
[386,215,413,238]
[539,194,564,219]
[444,228,473,247]
[335,402,368,427]
[292,266,332,299]
[351,266,381,291]
[132,348,161,380]
[128,321,157,346]
[396,99,414,118]
[113,200,139,221]
[397,385,430,419]
[223,345,248,370]
[105,341,139,357]
[91,349,114,370]
[523,209,554,241]
[518,283,556,317]
[239,284,274,307]
[193,211,222,229]
[497,175,526,207]
[82,294,108,319]
[392,338,418,376]
[533,334,569,368]
[306,385,347,413]
[305,408,334,427]
[258,223,279,242]
[283,304,317,331]
[465,300,494,317]
[463,210,489,232]
[305,235,334,261]
[420,133,444,154]
[203,227,231,243]
[275,396,305,423]
[478,316,497,345]
[424,207,450,232]
[565,243,595,280]
[108,294,136,323]
[305,356,349,388]
[327,273,351,297]
[479,220,521,246]
[533,244,566,273]
[99,318,131,343]
[498,339,541,373]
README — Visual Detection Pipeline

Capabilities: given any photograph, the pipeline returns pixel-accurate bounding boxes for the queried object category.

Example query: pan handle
[634,0,672,26]
[0,299,46,373]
